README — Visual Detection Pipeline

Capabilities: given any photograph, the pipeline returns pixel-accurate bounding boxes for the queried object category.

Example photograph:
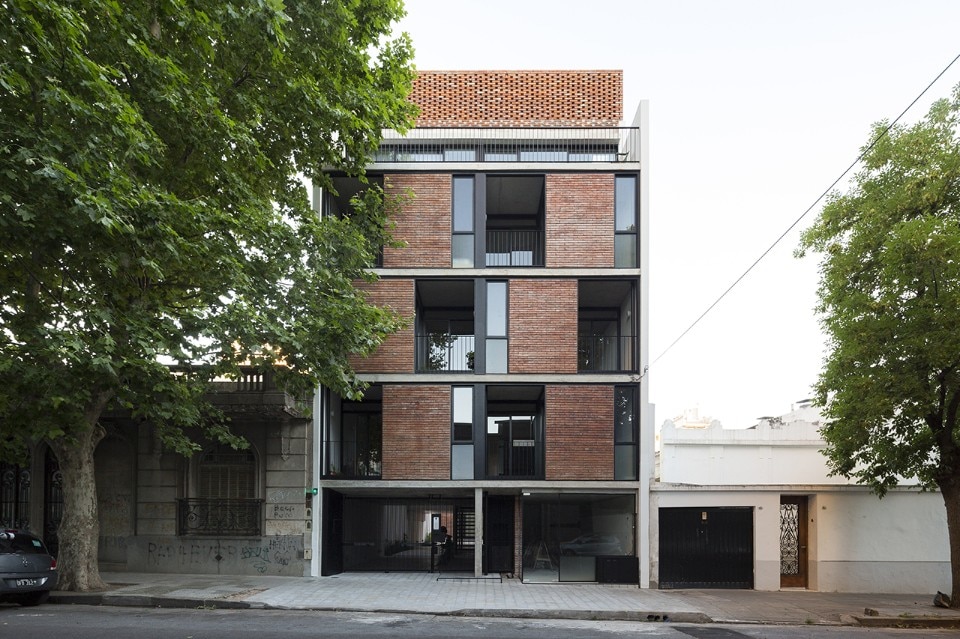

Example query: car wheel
[19,591,50,607]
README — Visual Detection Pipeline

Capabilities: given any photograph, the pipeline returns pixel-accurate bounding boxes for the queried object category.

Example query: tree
[0,0,417,590]
[798,85,960,605]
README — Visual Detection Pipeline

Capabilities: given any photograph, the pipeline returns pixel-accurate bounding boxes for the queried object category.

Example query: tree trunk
[49,393,110,591]
[939,475,960,607]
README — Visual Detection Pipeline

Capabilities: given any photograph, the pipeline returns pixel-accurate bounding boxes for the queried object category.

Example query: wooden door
[779,496,808,588]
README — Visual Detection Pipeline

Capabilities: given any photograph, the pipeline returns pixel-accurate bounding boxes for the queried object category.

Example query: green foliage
[798,85,960,494]
[0,0,417,454]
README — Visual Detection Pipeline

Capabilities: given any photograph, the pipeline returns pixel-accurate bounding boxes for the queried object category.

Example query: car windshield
[0,532,47,554]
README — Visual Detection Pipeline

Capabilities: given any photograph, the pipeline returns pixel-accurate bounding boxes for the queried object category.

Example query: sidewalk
[49,571,960,629]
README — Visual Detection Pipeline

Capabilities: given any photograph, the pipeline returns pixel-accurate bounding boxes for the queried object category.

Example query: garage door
[658,507,753,589]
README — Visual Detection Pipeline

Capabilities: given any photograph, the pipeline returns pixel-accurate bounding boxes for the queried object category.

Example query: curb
[853,615,960,629]
[48,592,960,628]
[49,593,710,623]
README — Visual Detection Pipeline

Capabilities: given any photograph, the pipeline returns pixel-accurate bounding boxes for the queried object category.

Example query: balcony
[205,367,311,418]
[485,230,544,267]
[374,127,641,164]
[416,333,476,372]
[578,335,637,372]
[176,498,263,536]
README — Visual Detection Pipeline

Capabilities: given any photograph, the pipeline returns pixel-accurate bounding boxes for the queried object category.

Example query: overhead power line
[651,52,960,369]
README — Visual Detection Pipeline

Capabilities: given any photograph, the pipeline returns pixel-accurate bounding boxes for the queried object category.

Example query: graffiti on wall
[141,536,302,575]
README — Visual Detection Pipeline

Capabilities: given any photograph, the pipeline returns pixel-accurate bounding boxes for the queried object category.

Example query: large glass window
[451,387,474,480]
[452,176,475,267]
[614,176,637,268]
[614,386,638,480]
[325,386,382,479]
[522,493,636,583]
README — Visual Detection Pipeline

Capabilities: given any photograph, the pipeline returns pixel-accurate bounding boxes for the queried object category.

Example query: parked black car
[0,530,58,606]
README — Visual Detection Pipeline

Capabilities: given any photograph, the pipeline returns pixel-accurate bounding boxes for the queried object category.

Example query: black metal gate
[321,489,344,576]
[484,495,514,573]
[43,449,63,558]
[658,506,753,589]
[0,463,31,529]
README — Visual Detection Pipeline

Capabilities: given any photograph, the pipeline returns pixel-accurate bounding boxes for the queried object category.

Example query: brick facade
[410,70,623,127]
[381,385,450,480]
[508,279,578,374]
[545,385,614,480]
[383,174,451,268]
[350,279,414,374]
[545,174,615,268]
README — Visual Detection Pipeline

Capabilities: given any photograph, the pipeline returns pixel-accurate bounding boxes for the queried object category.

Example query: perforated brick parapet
[409,70,623,127]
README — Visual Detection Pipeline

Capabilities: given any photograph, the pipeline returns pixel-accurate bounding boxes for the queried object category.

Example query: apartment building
[312,71,651,584]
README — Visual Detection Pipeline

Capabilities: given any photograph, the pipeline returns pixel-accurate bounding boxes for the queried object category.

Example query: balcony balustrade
[176,498,263,536]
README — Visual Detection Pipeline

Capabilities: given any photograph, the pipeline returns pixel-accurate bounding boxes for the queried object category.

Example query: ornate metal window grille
[779,503,800,575]
[177,498,263,536]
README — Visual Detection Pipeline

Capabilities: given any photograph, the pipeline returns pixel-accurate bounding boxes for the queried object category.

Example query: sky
[394,0,960,429]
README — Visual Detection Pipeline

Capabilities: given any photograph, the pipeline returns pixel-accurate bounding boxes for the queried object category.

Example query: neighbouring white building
[652,400,950,593]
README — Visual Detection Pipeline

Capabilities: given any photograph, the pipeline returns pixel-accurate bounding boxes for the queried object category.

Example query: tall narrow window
[614,386,638,480]
[326,386,382,479]
[452,176,475,267]
[615,176,637,268]
[199,445,256,500]
[451,387,474,480]
[486,281,508,373]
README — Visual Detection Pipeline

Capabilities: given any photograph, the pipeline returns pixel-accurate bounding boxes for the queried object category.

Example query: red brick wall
[545,174,615,268]
[545,385,614,480]
[382,385,450,480]
[409,70,623,127]
[383,174,451,268]
[350,279,414,374]
[508,280,578,374]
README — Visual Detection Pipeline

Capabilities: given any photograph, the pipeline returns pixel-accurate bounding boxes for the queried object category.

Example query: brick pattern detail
[409,71,623,127]
[382,385,450,480]
[349,279,414,373]
[545,174,615,268]
[508,280,578,374]
[383,174,451,268]
[545,385,614,480]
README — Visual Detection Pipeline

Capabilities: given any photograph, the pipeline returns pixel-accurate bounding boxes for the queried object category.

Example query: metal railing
[577,335,637,372]
[485,230,544,266]
[323,440,382,479]
[416,334,476,372]
[177,498,263,536]
[375,127,640,163]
